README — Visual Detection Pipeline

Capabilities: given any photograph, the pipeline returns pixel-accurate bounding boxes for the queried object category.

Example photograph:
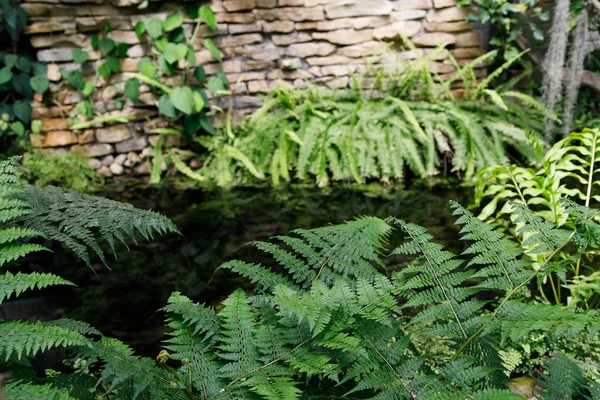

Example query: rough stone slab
[262,20,294,33]
[240,60,272,71]
[229,23,263,34]
[223,0,256,12]
[433,0,459,8]
[394,10,427,20]
[32,106,67,119]
[107,30,140,44]
[315,18,351,31]
[278,0,304,5]
[228,71,267,82]
[324,76,349,89]
[324,1,393,19]
[78,129,95,144]
[267,69,313,79]
[426,7,469,23]
[450,46,484,58]
[31,34,86,48]
[338,41,389,58]
[313,29,373,45]
[321,64,357,76]
[96,126,133,143]
[373,21,421,40]
[41,118,70,131]
[215,33,263,47]
[306,55,353,66]
[256,0,277,7]
[295,22,318,30]
[254,7,325,22]
[215,12,255,24]
[116,135,148,153]
[24,21,65,34]
[424,20,471,32]
[454,32,480,47]
[412,32,457,47]
[352,16,392,30]
[31,130,78,147]
[273,32,311,46]
[392,0,432,10]
[71,143,113,157]
[285,42,336,57]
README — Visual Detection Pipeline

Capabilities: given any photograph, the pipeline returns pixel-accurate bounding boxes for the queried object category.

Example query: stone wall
[23,0,484,178]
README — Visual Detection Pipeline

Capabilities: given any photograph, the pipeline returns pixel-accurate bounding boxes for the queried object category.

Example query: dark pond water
[13,183,472,357]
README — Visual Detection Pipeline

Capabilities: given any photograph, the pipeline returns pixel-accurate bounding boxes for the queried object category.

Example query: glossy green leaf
[4,54,17,68]
[29,76,49,94]
[31,119,42,134]
[82,81,94,97]
[10,121,24,136]
[158,94,178,118]
[106,55,120,73]
[17,57,31,73]
[170,87,194,115]
[124,78,140,102]
[135,21,145,38]
[12,73,33,98]
[163,42,188,64]
[72,49,89,64]
[217,70,230,87]
[163,13,184,32]
[158,55,175,76]
[193,66,206,83]
[203,38,222,62]
[206,77,224,94]
[0,67,13,85]
[184,115,201,134]
[31,62,47,78]
[116,43,129,58]
[13,100,31,123]
[98,38,116,55]
[199,6,217,30]
[145,17,163,39]
[199,113,216,135]
[193,91,205,112]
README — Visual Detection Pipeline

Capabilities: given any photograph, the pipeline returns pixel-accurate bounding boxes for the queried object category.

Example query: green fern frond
[4,381,78,400]
[388,217,483,341]
[0,271,74,303]
[0,320,93,361]
[16,185,179,267]
[536,353,588,399]
[451,201,531,292]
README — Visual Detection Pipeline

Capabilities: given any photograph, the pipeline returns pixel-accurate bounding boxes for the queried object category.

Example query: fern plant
[0,156,178,399]
[3,157,600,398]
[471,127,600,307]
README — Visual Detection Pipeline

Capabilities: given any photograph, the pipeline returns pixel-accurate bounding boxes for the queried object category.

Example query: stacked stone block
[23,0,484,177]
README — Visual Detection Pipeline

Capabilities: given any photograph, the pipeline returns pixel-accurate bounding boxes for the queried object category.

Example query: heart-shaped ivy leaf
[163,13,184,32]
[203,38,222,62]
[13,100,31,123]
[163,43,188,64]
[170,87,194,115]
[199,6,216,30]
[145,18,163,39]
[72,48,89,64]
[124,78,140,102]
[158,94,178,118]
[0,67,13,85]
[29,76,49,94]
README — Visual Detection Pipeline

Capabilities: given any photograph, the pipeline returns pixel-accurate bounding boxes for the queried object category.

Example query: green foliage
[4,160,600,397]
[0,155,178,398]
[471,128,600,307]
[126,5,226,140]
[20,150,103,192]
[457,0,549,60]
[0,0,47,153]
